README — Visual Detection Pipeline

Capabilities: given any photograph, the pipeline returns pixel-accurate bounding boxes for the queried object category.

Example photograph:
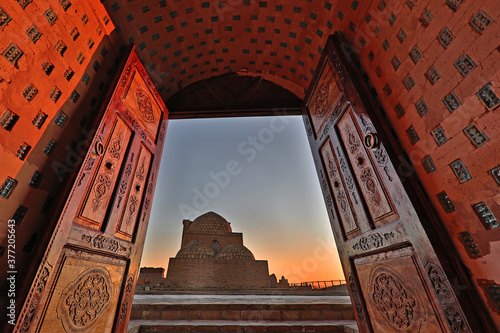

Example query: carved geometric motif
[135,88,155,123]
[397,28,407,43]
[392,56,400,71]
[26,25,42,44]
[308,61,342,135]
[406,0,416,9]
[348,275,366,323]
[426,66,441,84]
[415,99,429,117]
[20,265,51,333]
[450,159,471,183]
[443,91,461,112]
[394,103,405,118]
[409,45,422,64]
[455,54,476,77]
[0,177,16,198]
[352,232,395,251]
[472,202,499,230]
[446,0,464,11]
[119,276,134,321]
[406,125,419,145]
[383,84,392,96]
[437,191,455,213]
[3,43,23,65]
[421,155,436,174]
[43,8,57,25]
[382,39,390,51]
[477,83,500,110]
[57,267,112,331]
[42,61,54,75]
[431,125,447,146]
[372,268,419,329]
[0,109,19,131]
[438,27,454,48]
[460,231,481,258]
[492,167,500,186]
[463,124,488,147]
[471,11,493,33]
[420,10,433,27]
[0,8,12,30]
[403,75,415,91]
[338,110,397,227]
[426,263,472,331]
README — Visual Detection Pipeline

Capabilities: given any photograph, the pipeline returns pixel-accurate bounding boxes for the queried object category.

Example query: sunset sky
[141,116,344,283]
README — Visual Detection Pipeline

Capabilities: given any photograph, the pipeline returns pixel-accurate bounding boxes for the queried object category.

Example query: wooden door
[304,34,477,332]
[13,47,168,333]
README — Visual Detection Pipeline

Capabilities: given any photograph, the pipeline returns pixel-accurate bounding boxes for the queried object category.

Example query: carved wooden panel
[122,71,161,141]
[36,248,126,332]
[307,61,342,135]
[337,107,398,227]
[321,137,368,239]
[115,144,152,241]
[77,116,132,229]
[354,247,442,332]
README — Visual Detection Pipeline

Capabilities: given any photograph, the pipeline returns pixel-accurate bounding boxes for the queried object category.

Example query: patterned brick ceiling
[103,0,358,102]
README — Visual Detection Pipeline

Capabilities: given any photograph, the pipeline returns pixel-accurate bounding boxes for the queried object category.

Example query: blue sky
[141,116,344,282]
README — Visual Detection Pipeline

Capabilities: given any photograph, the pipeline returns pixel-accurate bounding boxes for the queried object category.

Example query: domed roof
[216,243,255,261]
[187,212,232,235]
[175,240,215,259]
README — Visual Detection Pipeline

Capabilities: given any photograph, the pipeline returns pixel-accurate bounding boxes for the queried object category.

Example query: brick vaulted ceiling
[103,0,358,103]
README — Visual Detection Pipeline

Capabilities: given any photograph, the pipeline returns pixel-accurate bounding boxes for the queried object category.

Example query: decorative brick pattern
[0,8,12,30]
[437,191,455,213]
[392,56,400,71]
[16,0,32,9]
[2,43,23,65]
[403,75,415,91]
[406,125,419,145]
[421,155,436,174]
[397,28,407,43]
[383,84,392,96]
[59,0,71,11]
[443,91,461,112]
[26,25,42,44]
[12,205,28,225]
[0,177,16,198]
[492,167,500,186]
[70,27,80,40]
[0,110,19,131]
[426,66,441,84]
[32,111,47,129]
[22,83,38,101]
[420,10,433,27]
[388,13,396,25]
[450,159,471,183]
[16,142,31,160]
[29,170,43,188]
[446,0,464,12]
[431,126,447,146]
[460,231,480,258]
[463,125,488,147]
[49,87,62,102]
[394,104,405,118]
[415,99,429,117]
[454,54,476,77]
[406,0,417,9]
[382,39,389,51]
[42,61,54,75]
[43,8,57,25]
[54,112,67,127]
[471,11,493,33]
[55,40,67,56]
[409,45,422,64]
[438,27,454,48]
[477,83,500,110]
[473,202,499,230]
[43,139,57,155]
[76,52,85,64]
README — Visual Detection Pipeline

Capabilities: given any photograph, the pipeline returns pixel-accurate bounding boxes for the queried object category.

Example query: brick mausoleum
[165,212,271,290]
[1,0,500,332]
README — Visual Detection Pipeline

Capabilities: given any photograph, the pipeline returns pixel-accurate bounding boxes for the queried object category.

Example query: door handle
[364,132,379,150]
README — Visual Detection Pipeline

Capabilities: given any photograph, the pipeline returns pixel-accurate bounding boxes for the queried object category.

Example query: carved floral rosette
[56,267,112,332]
[369,264,426,331]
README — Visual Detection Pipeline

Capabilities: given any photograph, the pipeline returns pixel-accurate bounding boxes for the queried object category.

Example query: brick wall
[165,258,271,289]
[335,0,500,328]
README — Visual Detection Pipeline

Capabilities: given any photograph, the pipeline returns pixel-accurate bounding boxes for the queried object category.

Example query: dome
[175,240,215,259]
[187,212,232,235]
[216,243,255,260]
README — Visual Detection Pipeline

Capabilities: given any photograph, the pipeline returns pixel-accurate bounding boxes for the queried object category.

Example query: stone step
[128,320,359,333]
[131,303,354,322]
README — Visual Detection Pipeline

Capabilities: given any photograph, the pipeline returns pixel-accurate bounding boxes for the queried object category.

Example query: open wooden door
[13,47,168,333]
[304,34,478,332]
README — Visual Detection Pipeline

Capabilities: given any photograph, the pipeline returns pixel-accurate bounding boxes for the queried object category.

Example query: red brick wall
[335,0,500,328]
[165,258,270,289]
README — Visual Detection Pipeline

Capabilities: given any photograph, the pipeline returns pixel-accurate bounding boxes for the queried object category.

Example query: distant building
[165,212,271,289]
[137,267,165,287]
